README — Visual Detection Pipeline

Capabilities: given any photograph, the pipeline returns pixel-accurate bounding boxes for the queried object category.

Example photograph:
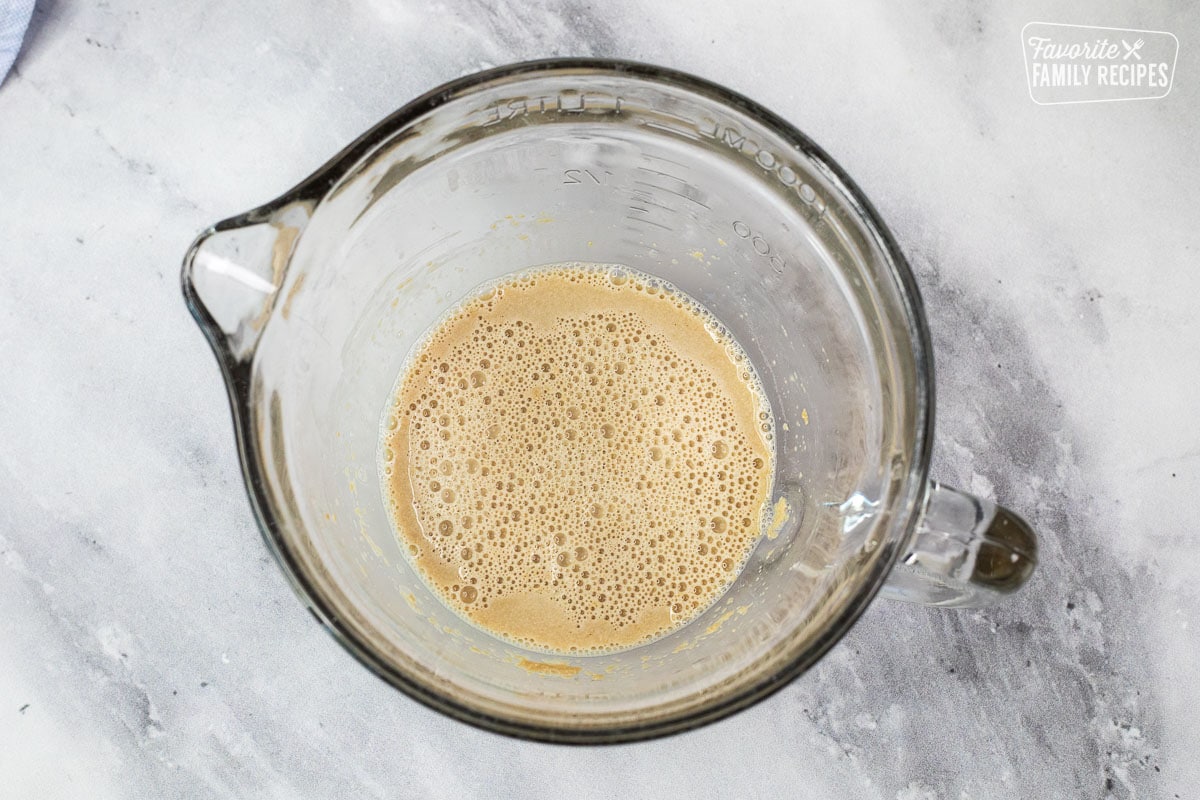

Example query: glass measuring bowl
[181,59,1037,743]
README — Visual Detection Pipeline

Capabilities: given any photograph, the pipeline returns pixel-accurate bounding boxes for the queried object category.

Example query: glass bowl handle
[880,482,1038,607]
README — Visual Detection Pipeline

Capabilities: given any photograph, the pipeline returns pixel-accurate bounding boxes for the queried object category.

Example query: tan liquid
[380,264,774,654]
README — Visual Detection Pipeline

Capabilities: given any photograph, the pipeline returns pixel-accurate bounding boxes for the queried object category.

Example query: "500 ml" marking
[731,220,785,275]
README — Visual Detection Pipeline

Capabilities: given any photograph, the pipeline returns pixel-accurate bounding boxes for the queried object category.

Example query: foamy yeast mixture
[380,264,775,654]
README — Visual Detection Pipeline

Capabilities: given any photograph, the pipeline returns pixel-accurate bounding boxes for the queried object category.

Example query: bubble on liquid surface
[379,263,775,654]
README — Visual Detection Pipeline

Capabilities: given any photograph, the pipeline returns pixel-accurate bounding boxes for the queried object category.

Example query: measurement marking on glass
[641,152,691,170]
[631,179,711,210]
[627,192,676,212]
[639,119,703,142]
[562,168,612,185]
[624,215,673,231]
[731,220,785,274]
[635,165,685,181]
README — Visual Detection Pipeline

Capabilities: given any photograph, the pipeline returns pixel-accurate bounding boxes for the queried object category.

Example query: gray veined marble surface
[1,0,1198,797]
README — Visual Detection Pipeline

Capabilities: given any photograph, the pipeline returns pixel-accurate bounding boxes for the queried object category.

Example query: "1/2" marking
[563,168,613,185]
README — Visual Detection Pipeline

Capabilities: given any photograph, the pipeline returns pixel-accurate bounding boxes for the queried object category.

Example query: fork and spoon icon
[1121,38,1145,60]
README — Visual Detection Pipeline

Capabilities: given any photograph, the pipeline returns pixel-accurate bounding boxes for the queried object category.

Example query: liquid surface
[380,264,774,653]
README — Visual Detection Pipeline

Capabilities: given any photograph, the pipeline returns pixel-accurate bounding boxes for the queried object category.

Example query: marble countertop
[2,1,1197,797]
